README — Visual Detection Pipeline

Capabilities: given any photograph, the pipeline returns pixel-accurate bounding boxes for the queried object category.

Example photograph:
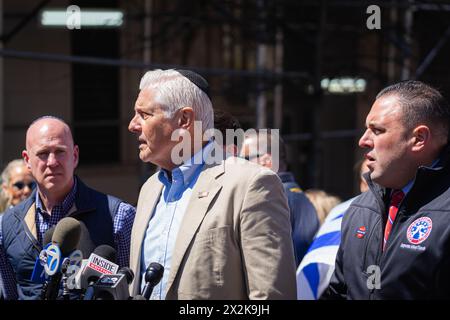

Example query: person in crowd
[304,189,341,225]
[322,80,450,299]
[355,158,370,194]
[0,116,136,300]
[0,159,35,213]
[213,109,242,156]
[128,69,296,300]
[297,158,369,299]
[240,130,319,266]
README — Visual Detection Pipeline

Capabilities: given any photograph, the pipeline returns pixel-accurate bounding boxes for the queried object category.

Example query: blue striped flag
[296,197,356,299]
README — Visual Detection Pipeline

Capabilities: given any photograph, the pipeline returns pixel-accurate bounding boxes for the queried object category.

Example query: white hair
[139,69,214,130]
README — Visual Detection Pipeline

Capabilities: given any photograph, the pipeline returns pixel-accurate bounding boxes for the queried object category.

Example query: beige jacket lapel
[130,174,163,295]
[165,158,225,295]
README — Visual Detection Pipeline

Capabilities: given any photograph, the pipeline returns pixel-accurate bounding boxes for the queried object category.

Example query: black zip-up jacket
[322,150,450,299]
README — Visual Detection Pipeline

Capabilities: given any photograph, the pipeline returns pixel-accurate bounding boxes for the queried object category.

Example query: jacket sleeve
[239,170,297,299]
[0,214,19,300]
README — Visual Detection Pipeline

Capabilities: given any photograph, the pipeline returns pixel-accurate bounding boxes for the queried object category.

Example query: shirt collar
[158,140,214,187]
[35,177,78,216]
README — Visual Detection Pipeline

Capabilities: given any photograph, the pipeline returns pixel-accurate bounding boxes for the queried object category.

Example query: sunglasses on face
[241,154,261,161]
[12,181,36,190]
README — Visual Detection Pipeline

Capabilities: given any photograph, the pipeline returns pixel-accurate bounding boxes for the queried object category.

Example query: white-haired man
[128,69,296,300]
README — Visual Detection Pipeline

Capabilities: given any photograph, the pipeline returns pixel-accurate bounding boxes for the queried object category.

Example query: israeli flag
[296,197,356,300]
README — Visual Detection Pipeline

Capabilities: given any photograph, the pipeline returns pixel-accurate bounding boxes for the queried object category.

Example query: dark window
[71,0,120,164]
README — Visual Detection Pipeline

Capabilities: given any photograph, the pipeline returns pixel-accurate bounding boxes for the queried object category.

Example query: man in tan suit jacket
[128,69,296,299]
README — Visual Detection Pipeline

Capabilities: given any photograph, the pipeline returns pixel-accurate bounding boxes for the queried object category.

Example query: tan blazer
[129,153,296,300]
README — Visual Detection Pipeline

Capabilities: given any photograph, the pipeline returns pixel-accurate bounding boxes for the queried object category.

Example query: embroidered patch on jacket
[356,226,366,239]
[406,217,432,245]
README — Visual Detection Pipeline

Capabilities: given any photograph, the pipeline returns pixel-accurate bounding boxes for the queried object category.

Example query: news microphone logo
[66,5,81,30]
[31,246,83,283]
[31,243,53,282]
[87,253,119,275]
[99,275,120,285]
[68,250,83,267]
[44,244,61,276]
[65,250,83,290]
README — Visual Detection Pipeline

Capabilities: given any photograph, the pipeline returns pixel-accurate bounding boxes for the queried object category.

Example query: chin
[44,176,62,184]
[43,182,58,190]
[139,153,150,163]
[44,177,68,190]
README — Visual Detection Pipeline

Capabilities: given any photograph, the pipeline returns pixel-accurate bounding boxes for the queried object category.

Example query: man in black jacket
[322,80,450,299]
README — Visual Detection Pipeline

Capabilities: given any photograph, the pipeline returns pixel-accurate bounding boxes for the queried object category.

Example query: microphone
[141,262,164,300]
[61,249,83,299]
[77,221,95,258]
[43,226,56,246]
[31,226,56,284]
[43,217,81,300]
[94,267,134,300]
[81,245,118,300]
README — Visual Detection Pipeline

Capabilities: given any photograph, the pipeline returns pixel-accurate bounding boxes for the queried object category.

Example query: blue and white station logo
[43,244,61,276]
[406,217,433,245]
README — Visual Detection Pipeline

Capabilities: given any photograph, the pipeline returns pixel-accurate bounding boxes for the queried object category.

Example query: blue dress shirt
[140,142,213,299]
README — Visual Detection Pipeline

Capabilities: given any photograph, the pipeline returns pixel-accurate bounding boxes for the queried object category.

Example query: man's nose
[47,153,58,166]
[23,184,33,194]
[128,115,140,133]
[358,129,373,149]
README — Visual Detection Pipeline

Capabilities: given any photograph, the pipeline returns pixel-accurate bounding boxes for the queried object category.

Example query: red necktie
[383,190,405,251]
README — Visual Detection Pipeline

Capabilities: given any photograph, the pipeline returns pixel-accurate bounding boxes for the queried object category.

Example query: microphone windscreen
[43,226,56,245]
[52,217,81,256]
[145,262,164,285]
[93,245,117,263]
[118,267,134,284]
[77,221,95,258]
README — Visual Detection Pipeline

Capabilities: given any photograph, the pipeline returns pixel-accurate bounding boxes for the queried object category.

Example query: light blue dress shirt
[140,142,213,299]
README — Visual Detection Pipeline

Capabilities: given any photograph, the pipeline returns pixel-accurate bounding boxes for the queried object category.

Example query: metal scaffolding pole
[415,24,450,79]
[310,0,327,188]
[273,2,284,130]
[387,1,398,82]
[0,48,308,80]
[0,0,4,166]
[401,5,414,80]
[256,0,267,129]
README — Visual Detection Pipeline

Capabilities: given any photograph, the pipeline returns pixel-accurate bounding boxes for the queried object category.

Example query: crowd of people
[1,69,449,300]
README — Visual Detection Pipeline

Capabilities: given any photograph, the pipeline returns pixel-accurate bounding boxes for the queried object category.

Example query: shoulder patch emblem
[406,217,432,245]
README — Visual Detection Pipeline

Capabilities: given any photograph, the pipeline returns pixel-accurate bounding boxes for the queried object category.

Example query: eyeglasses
[12,181,36,190]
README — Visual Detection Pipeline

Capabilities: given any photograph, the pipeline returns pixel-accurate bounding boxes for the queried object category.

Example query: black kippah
[176,69,211,100]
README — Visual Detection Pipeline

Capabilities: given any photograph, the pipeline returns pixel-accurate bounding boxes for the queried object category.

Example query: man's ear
[177,107,195,129]
[73,145,80,168]
[411,125,430,152]
[22,150,31,170]
[258,153,273,169]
